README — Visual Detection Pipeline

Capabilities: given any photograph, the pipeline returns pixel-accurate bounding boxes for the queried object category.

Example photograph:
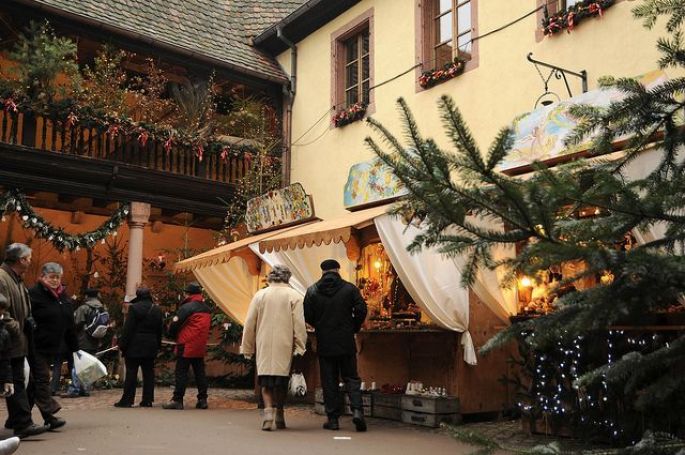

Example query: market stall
[245,202,517,416]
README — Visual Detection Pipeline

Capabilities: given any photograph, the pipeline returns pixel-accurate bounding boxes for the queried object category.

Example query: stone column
[125,202,151,301]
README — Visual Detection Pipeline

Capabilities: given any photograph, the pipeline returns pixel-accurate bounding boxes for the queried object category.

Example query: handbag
[288,372,307,397]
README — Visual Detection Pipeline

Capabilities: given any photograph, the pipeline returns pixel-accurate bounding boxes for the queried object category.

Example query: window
[428,0,473,68]
[343,29,370,107]
[331,9,374,120]
[560,0,582,9]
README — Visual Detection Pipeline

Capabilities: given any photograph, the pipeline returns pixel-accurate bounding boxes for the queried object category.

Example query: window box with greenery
[418,57,466,89]
[418,0,476,90]
[332,102,367,128]
[542,0,615,36]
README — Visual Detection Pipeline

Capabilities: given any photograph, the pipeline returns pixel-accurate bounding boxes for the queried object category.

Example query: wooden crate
[344,404,372,417]
[373,392,403,408]
[401,395,459,414]
[401,410,461,428]
[373,405,402,421]
[314,402,372,416]
[314,387,373,407]
[345,393,373,407]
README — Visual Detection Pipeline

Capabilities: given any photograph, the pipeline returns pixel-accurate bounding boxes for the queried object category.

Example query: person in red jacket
[163,282,211,410]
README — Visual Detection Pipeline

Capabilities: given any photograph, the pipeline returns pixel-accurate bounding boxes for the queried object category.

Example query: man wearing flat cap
[163,282,211,410]
[304,259,368,432]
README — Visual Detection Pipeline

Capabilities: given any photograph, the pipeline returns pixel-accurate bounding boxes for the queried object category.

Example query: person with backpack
[66,288,109,397]
[114,287,163,408]
[163,282,211,410]
[28,262,79,431]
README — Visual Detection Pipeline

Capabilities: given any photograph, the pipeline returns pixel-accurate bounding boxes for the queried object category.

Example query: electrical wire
[290,1,554,147]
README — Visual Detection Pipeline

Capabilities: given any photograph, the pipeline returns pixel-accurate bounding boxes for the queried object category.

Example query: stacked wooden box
[371,392,403,421]
[400,395,460,428]
[314,388,372,416]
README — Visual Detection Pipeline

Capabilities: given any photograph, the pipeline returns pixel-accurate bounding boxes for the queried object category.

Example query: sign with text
[245,183,315,233]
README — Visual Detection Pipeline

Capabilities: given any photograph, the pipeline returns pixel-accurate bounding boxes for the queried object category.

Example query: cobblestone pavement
[0,388,487,455]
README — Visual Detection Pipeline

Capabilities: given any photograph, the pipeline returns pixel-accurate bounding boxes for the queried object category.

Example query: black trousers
[120,357,156,405]
[172,356,208,402]
[27,351,61,421]
[319,355,362,418]
[4,357,33,430]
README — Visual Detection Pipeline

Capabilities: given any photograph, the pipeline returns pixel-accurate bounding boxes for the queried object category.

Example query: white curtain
[459,217,518,323]
[374,214,477,365]
[193,257,259,325]
[249,242,356,296]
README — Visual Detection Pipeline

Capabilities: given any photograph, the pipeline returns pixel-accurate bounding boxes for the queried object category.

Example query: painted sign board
[499,70,668,173]
[245,183,315,233]
[344,158,407,210]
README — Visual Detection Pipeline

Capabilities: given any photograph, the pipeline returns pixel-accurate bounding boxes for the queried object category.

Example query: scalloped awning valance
[174,222,319,273]
[258,204,392,253]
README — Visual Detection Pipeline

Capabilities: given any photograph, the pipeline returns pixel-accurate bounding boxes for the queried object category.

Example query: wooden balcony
[0,110,250,183]
[0,110,250,223]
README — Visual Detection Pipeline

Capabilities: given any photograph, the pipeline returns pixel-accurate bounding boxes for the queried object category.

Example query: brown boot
[275,408,286,429]
[262,408,274,431]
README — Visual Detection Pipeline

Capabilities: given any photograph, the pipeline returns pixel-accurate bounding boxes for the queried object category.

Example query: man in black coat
[28,262,78,431]
[304,259,368,432]
[115,287,164,408]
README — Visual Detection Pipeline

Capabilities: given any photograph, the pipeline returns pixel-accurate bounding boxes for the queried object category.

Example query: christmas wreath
[332,102,367,128]
[418,57,466,89]
[543,0,614,36]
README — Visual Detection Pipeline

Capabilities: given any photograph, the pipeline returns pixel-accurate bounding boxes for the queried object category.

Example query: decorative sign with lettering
[500,70,668,173]
[344,158,407,210]
[245,183,315,233]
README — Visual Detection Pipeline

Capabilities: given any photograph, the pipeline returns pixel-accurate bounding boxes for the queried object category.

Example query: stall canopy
[174,224,317,324]
[258,204,391,253]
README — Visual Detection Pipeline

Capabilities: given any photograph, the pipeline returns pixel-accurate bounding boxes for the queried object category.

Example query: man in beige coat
[241,265,306,431]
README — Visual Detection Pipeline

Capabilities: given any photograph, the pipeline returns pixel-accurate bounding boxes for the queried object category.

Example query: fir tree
[365,0,685,442]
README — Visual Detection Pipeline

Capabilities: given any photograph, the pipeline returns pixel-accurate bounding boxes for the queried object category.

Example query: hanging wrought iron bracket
[527,52,588,97]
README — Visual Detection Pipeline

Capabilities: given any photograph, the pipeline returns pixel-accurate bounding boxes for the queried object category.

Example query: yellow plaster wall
[278,0,678,220]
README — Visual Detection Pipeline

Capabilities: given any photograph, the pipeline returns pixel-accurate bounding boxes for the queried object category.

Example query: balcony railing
[0,110,250,184]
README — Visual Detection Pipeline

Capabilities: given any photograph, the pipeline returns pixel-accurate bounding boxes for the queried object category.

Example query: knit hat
[184,282,202,294]
[320,259,341,271]
[84,288,100,298]
[136,287,152,299]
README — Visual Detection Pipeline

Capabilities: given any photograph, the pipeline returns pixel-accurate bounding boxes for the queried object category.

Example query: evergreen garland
[0,189,129,252]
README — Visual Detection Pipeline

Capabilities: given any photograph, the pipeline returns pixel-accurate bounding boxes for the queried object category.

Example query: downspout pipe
[276,27,297,185]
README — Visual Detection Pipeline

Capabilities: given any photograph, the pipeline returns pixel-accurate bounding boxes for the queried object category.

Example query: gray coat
[74,298,105,353]
[0,264,31,359]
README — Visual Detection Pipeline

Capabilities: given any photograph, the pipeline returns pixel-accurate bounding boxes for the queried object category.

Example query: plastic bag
[289,372,307,397]
[73,350,107,387]
[23,358,29,389]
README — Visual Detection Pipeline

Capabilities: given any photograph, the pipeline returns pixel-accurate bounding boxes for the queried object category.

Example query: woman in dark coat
[114,287,163,408]
[28,262,79,430]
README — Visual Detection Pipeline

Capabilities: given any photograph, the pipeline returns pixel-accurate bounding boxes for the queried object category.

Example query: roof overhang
[254,0,363,55]
[11,0,290,85]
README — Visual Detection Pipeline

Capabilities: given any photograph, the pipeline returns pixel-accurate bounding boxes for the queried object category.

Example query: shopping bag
[73,350,107,387]
[289,372,307,397]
